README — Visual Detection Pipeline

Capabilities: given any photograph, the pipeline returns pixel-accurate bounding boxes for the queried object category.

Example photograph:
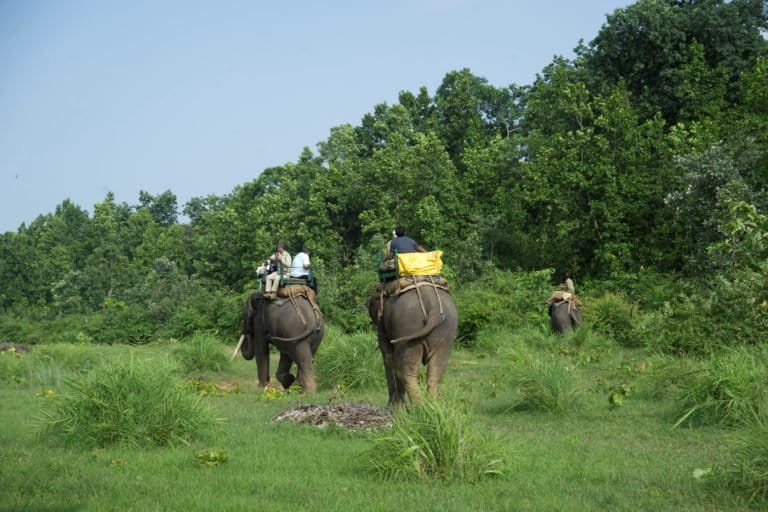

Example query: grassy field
[0,329,760,512]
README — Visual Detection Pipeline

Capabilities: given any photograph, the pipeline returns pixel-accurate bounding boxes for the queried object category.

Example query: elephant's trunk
[390,310,445,344]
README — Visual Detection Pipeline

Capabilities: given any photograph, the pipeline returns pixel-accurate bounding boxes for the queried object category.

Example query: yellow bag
[397,251,443,276]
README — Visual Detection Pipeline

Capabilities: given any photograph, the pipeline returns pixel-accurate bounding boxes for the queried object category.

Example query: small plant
[172,332,228,374]
[364,398,505,481]
[315,327,382,390]
[673,346,768,428]
[36,354,221,448]
[504,353,582,413]
[195,449,229,467]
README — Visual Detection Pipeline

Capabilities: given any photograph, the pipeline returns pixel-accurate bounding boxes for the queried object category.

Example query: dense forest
[1,0,767,348]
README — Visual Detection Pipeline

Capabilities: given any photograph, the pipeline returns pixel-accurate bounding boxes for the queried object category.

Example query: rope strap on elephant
[375,275,450,323]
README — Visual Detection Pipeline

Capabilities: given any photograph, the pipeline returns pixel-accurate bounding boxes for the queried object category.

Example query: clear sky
[0,0,633,233]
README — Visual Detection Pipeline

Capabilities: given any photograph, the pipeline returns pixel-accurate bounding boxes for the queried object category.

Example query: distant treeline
[1,0,767,316]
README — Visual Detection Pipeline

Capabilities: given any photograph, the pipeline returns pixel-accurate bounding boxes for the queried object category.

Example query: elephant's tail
[390,310,445,344]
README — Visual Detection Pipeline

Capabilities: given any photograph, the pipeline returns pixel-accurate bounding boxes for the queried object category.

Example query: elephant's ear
[365,293,381,325]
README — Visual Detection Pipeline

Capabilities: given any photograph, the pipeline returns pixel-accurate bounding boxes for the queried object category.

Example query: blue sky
[0,0,632,233]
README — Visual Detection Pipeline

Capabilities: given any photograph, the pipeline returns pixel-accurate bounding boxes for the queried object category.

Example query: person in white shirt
[291,247,311,279]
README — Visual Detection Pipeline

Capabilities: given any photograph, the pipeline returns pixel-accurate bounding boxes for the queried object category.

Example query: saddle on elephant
[369,275,451,328]
[544,291,583,306]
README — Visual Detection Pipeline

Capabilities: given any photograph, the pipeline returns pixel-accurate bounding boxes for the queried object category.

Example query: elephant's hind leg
[426,341,452,398]
[292,341,317,395]
[394,342,424,405]
[276,352,296,390]
[378,336,404,406]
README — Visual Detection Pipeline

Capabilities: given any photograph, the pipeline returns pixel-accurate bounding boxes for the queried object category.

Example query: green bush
[92,300,154,344]
[673,346,768,428]
[315,326,382,390]
[171,332,229,374]
[365,398,505,481]
[720,424,768,504]
[37,354,220,448]
[584,292,636,347]
[503,353,582,413]
[0,349,26,385]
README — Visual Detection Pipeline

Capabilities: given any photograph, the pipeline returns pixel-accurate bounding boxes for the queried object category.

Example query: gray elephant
[240,290,324,394]
[549,301,582,333]
[367,278,458,406]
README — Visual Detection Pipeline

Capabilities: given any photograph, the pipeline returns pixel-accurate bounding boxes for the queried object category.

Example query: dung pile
[273,403,392,430]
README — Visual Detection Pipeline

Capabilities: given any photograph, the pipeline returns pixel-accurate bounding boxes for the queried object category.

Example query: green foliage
[502,352,582,413]
[171,332,229,374]
[455,268,551,343]
[365,398,505,481]
[584,292,636,347]
[315,326,382,390]
[37,354,220,448]
[673,346,768,428]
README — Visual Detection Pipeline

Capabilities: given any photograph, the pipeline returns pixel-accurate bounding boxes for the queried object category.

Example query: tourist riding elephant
[239,290,324,394]
[549,301,582,333]
[367,280,458,406]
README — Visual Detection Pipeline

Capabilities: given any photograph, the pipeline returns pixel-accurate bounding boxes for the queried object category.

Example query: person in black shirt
[387,226,425,260]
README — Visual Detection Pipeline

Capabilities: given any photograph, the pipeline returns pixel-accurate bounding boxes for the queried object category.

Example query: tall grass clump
[171,332,228,374]
[365,398,505,481]
[37,355,220,448]
[584,292,636,347]
[316,326,382,390]
[673,346,768,428]
[720,424,768,504]
[503,353,582,413]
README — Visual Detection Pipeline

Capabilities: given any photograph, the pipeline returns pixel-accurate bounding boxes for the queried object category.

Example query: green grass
[171,331,230,374]
[672,346,768,428]
[315,325,383,390]
[0,331,763,511]
[36,354,221,448]
[365,397,506,481]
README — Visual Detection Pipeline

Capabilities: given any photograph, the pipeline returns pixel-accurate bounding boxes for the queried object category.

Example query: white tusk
[231,335,245,361]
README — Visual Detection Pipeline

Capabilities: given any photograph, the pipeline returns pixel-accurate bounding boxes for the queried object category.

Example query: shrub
[503,353,582,413]
[720,424,768,504]
[0,349,26,385]
[315,326,382,390]
[365,398,505,481]
[584,292,636,347]
[673,346,768,428]
[37,355,220,448]
[171,332,229,374]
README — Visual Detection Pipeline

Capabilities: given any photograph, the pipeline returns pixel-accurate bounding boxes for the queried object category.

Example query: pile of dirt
[272,403,392,430]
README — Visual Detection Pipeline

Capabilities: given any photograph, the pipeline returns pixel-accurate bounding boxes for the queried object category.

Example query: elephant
[367,279,458,406]
[239,290,324,394]
[549,300,582,333]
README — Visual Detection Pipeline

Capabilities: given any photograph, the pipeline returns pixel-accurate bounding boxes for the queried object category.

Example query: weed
[36,354,221,448]
[673,346,768,428]
[315,326,382,390]
[503,353,582,413]
[364,397,506,481]
[171,332,229,374]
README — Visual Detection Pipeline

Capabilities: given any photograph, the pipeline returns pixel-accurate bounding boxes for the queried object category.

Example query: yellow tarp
[397,250,443,276]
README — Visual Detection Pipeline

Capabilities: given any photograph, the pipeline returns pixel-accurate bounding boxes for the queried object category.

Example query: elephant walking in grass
[367,278,458,406]
[239,290,324,394]
[549,301,582,334]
